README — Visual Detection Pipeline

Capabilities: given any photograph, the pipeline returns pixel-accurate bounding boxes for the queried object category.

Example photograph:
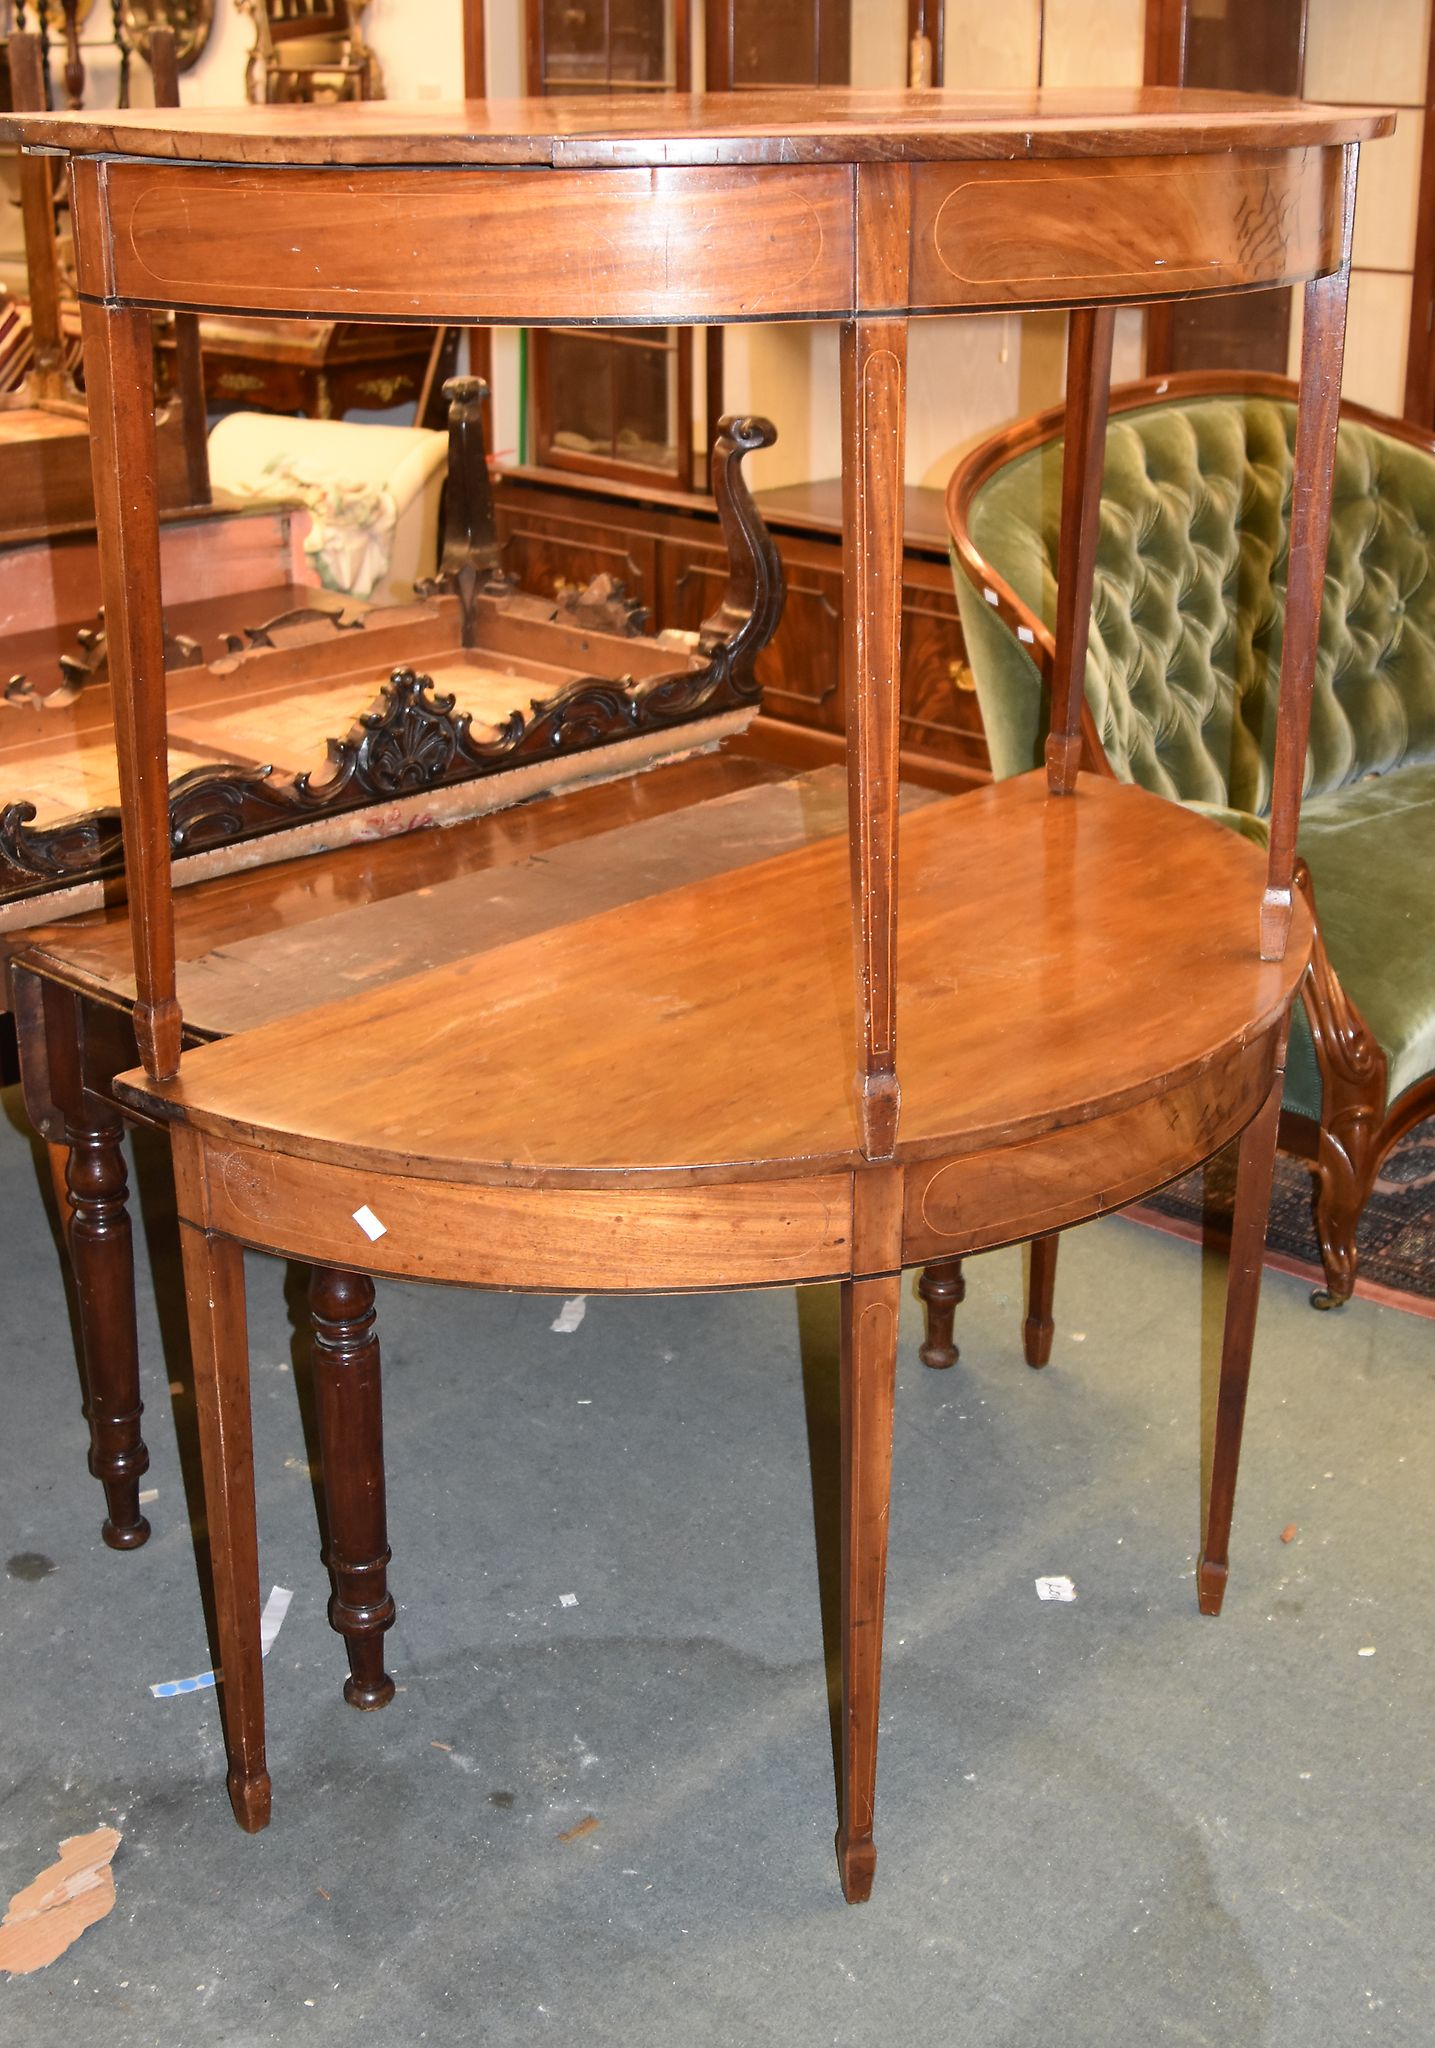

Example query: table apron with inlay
[68,149,1349,324]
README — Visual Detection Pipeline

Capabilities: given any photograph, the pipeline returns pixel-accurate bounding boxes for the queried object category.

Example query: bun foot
[836,1829,877,1904]
[1196,1556,1228,1616]
[343,1667,396,1712]
[101,1512,151,1551]
[228,1769,272,1833]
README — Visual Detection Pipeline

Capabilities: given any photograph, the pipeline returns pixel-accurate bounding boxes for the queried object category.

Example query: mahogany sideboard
[0,87,1390,1908]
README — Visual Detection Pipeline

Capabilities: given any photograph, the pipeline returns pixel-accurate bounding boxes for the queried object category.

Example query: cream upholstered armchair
[918,370,1435,1369]
[207,411,448,605]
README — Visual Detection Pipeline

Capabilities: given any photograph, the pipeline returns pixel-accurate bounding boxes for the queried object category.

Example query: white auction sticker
[352,1205,388,1242]
[1035,1576,1077,1603]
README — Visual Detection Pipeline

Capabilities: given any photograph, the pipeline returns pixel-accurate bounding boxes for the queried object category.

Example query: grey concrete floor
[1,1080,1432,2046]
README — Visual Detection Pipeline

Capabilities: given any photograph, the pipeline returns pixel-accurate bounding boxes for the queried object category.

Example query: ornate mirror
[119,0,215,70]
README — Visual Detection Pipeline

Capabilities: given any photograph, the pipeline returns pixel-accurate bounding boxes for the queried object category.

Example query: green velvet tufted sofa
[928,369,1435,1335]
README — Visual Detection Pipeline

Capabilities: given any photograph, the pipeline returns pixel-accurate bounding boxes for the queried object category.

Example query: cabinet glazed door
[526,0,694,489]
[706,0,852,87]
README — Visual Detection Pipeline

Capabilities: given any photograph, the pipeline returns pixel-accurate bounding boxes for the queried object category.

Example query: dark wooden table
[1,86,1389,1903]
[7,748,816,1539]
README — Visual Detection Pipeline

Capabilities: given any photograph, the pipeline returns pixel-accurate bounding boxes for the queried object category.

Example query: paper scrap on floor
[0,1828,121,1976]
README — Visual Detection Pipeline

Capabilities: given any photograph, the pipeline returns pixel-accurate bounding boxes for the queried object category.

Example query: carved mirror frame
[0,398,785,915]
[119,0,214,70]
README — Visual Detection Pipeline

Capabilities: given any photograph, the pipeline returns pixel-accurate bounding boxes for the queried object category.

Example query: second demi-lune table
[1,86,1389,1903]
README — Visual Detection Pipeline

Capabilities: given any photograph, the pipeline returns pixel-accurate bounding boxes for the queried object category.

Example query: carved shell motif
[352,670,459,794]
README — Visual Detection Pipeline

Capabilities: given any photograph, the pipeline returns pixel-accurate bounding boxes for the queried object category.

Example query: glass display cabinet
[525,0,857,489]
[526,0,693,487]
[705,0,849,88]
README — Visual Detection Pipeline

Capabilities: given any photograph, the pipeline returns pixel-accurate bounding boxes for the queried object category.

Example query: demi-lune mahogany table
[0,88,1389,1903]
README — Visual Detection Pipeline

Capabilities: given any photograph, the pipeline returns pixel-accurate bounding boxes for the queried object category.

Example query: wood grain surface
[72,143,1363,325]
[88,162,855,323]
[901,1042,1277,1262]
[12,750,792,1000]
[2,89,1392,167]
[909,147,1343,308]
[117,773,1312,1188]
[185,1146,857,1292]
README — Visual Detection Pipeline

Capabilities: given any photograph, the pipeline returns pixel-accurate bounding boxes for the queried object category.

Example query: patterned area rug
[1135,1121,1435,1313]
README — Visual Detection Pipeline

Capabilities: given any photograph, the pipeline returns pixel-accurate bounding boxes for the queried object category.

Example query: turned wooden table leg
[309,1266,396,1711]
[46,1140,72,1239]
[1024,1233,1059,1368]
[836,1269,901,1904]
[917,1257,964,1369]
[65,1103,150,1550]
[1197,1076,1284,1617]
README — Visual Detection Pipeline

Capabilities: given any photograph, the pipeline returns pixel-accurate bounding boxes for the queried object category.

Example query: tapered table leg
[308,1266,396,1711]
[840,299,909,1161]
[1262,259,1353,960]
[80,297,181,1082]
[178,1217,269,1831]
[66,1103,150,1549]
[837,1270,901,1903]
[1047,307,1115,794]
[1024,1233,1059,1368]
[1197,1076,1285,1616]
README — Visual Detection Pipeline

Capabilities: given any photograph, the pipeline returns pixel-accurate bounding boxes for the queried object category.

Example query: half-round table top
[0,87,1392,167]
[123,774,1314,1189]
